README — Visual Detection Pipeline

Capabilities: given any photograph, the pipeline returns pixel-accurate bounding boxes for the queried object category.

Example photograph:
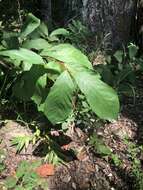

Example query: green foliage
[0,13,119,125]
[50,28,69,37]
[20,13,40,39]
[11,135,33,153]
[111,154,122,167]
[89,133,122,167]
[4,160,48,190]
[124,139,143,190]
[74,71,119,120]
[67,20,91,53]
[0,48,44,70]
[44,71,75,124]
[95,44,143,100]
[89,134,112,156]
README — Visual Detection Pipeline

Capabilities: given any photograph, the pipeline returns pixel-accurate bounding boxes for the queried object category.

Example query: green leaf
[0,48,44,70]
[114,50,123,63]
[22,38,51,50]
[37,21,49,38]
[115,67,133,86]
[11,135,32,153]
[96,144,112,155]
[20,13,40,39]
[128,43,138,59]
[15,186,25,190]
[89,134,112,155]
[74,71,119,120]
[45,61,64,81]
[50,28,69,37]
[16,161,29,178]
[0,163,5,172]
[31,74,48,112]
[44,71,75,124]
[2,32,19,49]
[40,44,92,69]
[28,22,49,39]
[13,65,47,101]
[5,177,17,188]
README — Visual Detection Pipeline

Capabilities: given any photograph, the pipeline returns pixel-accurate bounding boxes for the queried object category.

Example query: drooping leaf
[74,71,119,120]
[38,22,49,37]
[114,50,123,63]
[20,13,40,39]
[13,65,47,101]
[50,28,69,37]
[0,48,44,70]
[22,38,51,50]
[28,22,49,39]
[40,44,92,69]
[44,71,75,124]
[31,74,48,112]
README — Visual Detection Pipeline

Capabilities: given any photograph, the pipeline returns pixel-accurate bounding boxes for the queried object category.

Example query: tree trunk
[40,0,52,25]
[52,0,82,26]
[137,0,143,51]
[82,0,137,51]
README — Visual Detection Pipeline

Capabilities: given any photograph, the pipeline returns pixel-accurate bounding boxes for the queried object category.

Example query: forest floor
[0,76,143,190]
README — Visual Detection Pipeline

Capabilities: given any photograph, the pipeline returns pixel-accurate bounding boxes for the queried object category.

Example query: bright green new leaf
[50,28,69,37]
[44,71,75,124]
[40,44,92,69]
[74,71,119,120]
[22,38,51,50]
[20,13,40,39]
[0,48,44,70]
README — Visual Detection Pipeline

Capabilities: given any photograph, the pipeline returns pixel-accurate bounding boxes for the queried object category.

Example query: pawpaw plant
[0,13,119,124]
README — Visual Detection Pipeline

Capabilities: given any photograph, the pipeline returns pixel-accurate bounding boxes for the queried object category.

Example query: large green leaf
[40,44,92,69]
[20,13,40,39]
[50,28,69,37]
[13,65,47,101]
[46,61,63,81]
[44,71,75,124]
[31,74,48,112]
[0,48,44,70]
[28,22,49,39]
[74,71,119,120]
[22,38,51,50]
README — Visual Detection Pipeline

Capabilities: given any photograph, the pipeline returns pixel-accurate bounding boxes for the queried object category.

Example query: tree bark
[137,0,143,51]
[40,0,52,25]
[82,0,137,51]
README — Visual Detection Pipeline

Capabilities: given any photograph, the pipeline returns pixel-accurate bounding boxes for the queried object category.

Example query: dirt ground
[0,77,143,190]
